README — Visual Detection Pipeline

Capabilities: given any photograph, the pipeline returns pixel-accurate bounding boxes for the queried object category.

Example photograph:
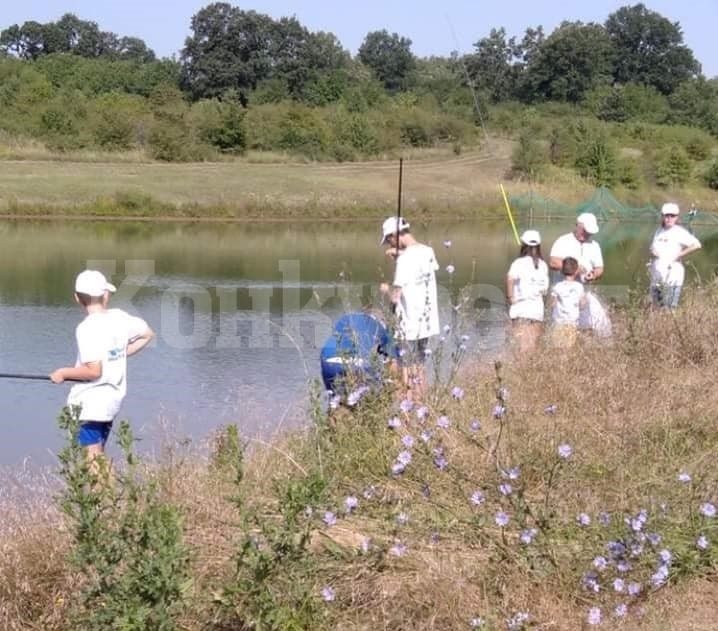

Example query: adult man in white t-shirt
[549,213,604,283]
[649,202,702,308]
[379,216,439,401]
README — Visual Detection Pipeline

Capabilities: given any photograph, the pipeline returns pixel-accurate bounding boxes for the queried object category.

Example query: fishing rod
[395,156,404,250]
[0,373,83,381]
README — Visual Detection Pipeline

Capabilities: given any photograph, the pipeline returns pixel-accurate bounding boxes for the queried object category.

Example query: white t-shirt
[67,308,150,421]
[550,232,603,282]
[551,280,585,326]
[507,256,549,321]
[393,243,440,341]
[650,225,701,287]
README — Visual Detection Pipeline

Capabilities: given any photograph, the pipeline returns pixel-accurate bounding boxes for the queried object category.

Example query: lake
[0,216,713,465]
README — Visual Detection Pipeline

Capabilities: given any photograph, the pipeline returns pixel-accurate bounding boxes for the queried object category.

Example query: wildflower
[658,549,672,565]
[388,416,401,429]
[399,399,413,413]
[347,385,369,406]
[437,415,451,429]
[630,542,644,557]
[506,612,529,630]
[677,471,692,483]
[520,528,538,544]
[419,429,433,443]
[389,541,407,557]
[557,443,572,459]
[492,404,505,419]
[469,617,484,628]
[577,512,591,527]
[587,607,602,626]
[304,506,313,518]
[614,603,628,618]
[616,560,632,573]
[416,405,429,420]
[700,502,716,518]
[651,564,669,587]
[421,483,431,498]
[360,537,372,553]
[613,578,625,592]
[362,485,376,499]
[646,532,662,547]
[434,454,449,471]
[451,386,465,400]
[495,511,510,527]
[396,511,409,525]
[323,511,337,527]
[469,419,481,432]
[321,586,336,602]
[582,572,601,593]
[592,556,608,571]
[497,386,509,401]
[627,582,642,596]
[599,511,611,526]
[391,461,406,476]
[344,496,358,513]
[470,490,485,506]
[607,540,626,558]
[428,531,440,544]
[401,435,415,449]
[697,535,709,550]
[397,450,412,466]
[443,239,452,248]
[504,466,520,480]
[499,483,513,496]
[446,264,455,274]
[544,403,558,414]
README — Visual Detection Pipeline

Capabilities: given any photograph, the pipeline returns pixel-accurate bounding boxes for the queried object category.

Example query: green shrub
[655,145,692,187]
[510,130,548,180]
[575,133,619,186]
[704,159,718,190]
[684,135,712,161]
[277,105,331,159]
[191,97,247,154]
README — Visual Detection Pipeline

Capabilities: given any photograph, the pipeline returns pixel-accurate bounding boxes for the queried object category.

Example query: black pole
[0,373,84,382]
[395,157,403,247]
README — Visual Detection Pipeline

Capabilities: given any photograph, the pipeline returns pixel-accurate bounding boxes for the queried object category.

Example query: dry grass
[3,286,718,630]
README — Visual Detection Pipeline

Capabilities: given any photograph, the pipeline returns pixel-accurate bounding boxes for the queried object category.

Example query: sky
[2,1,717,77]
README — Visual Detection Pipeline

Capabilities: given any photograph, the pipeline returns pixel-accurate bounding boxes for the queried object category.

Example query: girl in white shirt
[649,203,701,308]
[505,230,549,353]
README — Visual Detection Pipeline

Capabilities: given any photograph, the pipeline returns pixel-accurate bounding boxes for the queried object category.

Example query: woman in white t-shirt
[505,229,549,353]
[649,203,702,308]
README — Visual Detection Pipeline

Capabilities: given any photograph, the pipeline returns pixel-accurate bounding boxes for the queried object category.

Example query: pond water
[0,216,714,465]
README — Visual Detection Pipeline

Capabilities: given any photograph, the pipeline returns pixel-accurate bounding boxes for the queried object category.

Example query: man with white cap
[379,217,439,401]
[50,270,154,461]
[649,202,702,308]
[549,212,604,283]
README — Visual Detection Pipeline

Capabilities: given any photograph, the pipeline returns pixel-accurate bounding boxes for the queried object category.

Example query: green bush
[191,97,247,154]
[510,130,548,180]
[684,135,712,161]
[655,145,692,187]
[704,159,718,190]
[575,133,619,186]
[277,104,331,159]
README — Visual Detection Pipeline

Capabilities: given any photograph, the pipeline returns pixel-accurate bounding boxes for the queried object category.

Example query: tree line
[1,2,717,188]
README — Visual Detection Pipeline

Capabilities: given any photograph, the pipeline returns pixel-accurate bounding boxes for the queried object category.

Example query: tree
[466,28,521,103]
[605,3,700,95]
[668,78,718,136]
[522,21,615,102]
[358,30,415,92]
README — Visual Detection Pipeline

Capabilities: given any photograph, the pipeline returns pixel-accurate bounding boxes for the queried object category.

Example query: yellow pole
[500,183,521,246]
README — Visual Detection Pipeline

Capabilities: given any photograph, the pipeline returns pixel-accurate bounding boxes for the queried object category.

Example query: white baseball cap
[380,216,410,244]
[520,229,541,246]
[75,270,116,297]
[661,202,680,215]
[577,212,599,235]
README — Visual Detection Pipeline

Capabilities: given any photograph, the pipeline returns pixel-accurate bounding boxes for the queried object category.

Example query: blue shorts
[320,357,381,397]
[78,421,113,447]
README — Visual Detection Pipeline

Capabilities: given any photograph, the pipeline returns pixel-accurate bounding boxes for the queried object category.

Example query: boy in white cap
[50,270,154,460]
[549,212,604,283]
[505,229,549,353]
[649,202,702,308]
[378,217,439,402]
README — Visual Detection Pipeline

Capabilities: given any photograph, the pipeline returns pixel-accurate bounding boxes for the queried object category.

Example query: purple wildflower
[434,455,449,471]
[616,560,632,573]
[396,511,409,525]
[614,603,628,618]
[419,429,433,443]
[582,572,600,593]
[389,541,407,557]
[677,471,692,483]
[506,612,529,630]
[587,607,602,626]
[421,483,431,498]
[469,617,484,628]
[497,386,509,401]
[362,485,376,499]
[451,386,465,400]
[607,541,627,558]
[428,531,440,544]
[498,483,513,496]
[347,385,369,407]
[651,564,669,587]
[647,532,662,547]
[700,502,716,518]
[470,490,485,506]
[469,419,481,432]
[577,512,591,527]
[344,496,358,513]
[599,511,611,526]
[391,461,406,476]
[492,404,505,419]
[388,416,401,429]
[520,528,538,544]
[323,511,337,527]
[397,450,412,466]
[627,582,642,597]
[504,466,520,480]
[544,403,558,415]
[613,578,625,592]
[658,549,672,565]
[593,556,608,571]
[321,586,336,602]
[401,434,415,449]
[495,511,510,527]
[399,399,413,413]
[557,443,572,459]
[416,405,429,420]
[697,535,709,550]
[437,415,451,429]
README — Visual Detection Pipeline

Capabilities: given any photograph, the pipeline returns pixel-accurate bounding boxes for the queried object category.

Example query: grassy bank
[3,286,718,630]
[0,145,715,220]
